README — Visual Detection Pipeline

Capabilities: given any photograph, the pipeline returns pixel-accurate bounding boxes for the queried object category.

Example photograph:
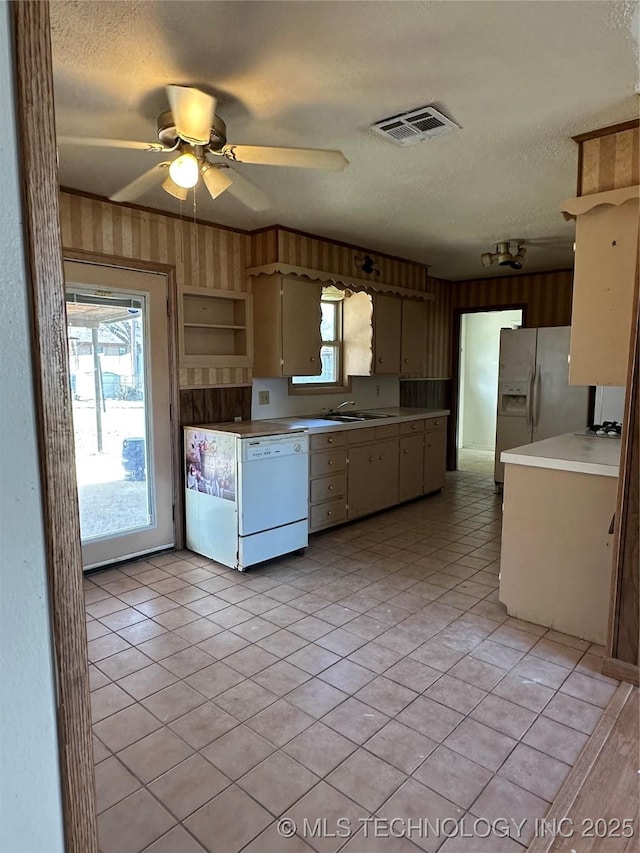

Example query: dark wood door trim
[606,235,639,672]
[11,3,98,851]
[449,304,528,471]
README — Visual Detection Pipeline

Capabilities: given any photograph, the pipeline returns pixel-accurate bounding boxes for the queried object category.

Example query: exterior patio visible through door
[65,260,174,569]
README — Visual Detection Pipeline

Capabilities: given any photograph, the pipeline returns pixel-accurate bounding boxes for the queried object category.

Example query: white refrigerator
[494,326,590,485]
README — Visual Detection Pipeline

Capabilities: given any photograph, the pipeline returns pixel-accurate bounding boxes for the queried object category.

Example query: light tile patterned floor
[86,466,617,853]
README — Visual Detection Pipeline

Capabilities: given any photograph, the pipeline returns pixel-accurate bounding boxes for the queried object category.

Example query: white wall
[459,309,522,450]
[0,2,65,849]
[251,375,399,419]
[594,386,625,424]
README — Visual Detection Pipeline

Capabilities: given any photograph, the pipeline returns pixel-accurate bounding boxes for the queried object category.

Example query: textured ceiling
[50,1,639,279]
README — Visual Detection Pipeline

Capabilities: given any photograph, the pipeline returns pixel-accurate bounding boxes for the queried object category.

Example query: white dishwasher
[184,423,309,571]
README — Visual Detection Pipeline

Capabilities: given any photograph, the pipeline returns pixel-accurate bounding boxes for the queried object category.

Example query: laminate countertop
[501,432,621,478]
[266,407,449,435]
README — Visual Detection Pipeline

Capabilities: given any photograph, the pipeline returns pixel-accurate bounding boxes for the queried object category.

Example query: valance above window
[246,262,435,301]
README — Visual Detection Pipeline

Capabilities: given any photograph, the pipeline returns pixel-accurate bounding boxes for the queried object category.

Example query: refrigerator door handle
[533,366,542,430]
[526,372,535,428]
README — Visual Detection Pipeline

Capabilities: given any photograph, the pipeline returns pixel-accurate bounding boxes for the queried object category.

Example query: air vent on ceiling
[372,105,459,146]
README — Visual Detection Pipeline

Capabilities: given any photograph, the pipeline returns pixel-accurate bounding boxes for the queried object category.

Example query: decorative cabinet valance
[246,262,435,302]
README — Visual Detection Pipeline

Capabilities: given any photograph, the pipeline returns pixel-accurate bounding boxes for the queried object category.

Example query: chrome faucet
[326,400,355,415]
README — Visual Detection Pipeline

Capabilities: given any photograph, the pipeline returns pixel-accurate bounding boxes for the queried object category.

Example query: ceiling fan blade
[166,85,216,146]
[109,162,169,203]
[225,166,270,211]
[223,144,348,170]
[201,164,233,201]
[58,136,167,152]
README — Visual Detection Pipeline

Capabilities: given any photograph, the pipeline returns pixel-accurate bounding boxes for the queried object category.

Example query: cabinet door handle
[328,460,333,466]
[404,358,409,364]
[609,513,615,534]
[328,437,333,443]
[403,449,408,454]
[369,456,374,462]
[327,510,333,517]
[427,442,432,448]
[310,356,316,362]
[379,455,384,460]
[378,357,384,363]
[328,485,334,491]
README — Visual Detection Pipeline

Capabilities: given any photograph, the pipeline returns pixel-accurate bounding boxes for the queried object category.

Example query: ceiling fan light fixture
[162,174,188,201]
[169,151,200,189]
[201,162,233,200]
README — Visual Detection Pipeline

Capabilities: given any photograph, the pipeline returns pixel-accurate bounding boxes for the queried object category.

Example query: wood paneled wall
[59,191,251,388]
[179,386,252,427]
[251,226,428,291]
[424,276,452,378]
[400,379,451,411]
[578,124,640,196]
[453,269,573,327]
[418,269,573,381]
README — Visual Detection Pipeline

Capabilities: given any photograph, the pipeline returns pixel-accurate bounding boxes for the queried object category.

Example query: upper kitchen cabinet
[562,186,639,386]
[343,293,429,377]
[372,294,402,373]
[251,274,323,377]
[400,299,427,375]
[179,287,252,368]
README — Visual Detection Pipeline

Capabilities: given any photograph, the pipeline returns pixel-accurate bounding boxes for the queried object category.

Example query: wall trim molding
[572,119,640,144]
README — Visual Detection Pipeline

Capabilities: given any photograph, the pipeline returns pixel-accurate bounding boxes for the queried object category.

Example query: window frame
[288,290,352,395]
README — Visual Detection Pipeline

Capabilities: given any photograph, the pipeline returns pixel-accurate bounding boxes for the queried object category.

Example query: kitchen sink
[320,411,394,422]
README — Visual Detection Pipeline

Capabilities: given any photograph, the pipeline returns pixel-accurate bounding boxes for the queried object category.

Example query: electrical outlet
[258,390,270,405]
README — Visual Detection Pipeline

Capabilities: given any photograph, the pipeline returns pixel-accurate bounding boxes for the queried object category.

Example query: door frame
[12,2,98,849]
[449,303,528,470]
[64,249,184,557]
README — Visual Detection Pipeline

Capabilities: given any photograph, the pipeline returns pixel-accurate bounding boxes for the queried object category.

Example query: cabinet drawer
[310,498,347,531]
[424,416,446,432]
[347,426,376,446]
[310,472,347,504]
[310,448,347,476]
[310,431,347,452]
[400,419,425,435]
[375,423,400,441]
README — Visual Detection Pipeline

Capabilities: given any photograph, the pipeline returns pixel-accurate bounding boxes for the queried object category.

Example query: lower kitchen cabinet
[399,433,425,502]
[374,439,400,511]
[308,416,447,532]
[309,432,348,532]
[424,424,447,495]
[347,443,378,519]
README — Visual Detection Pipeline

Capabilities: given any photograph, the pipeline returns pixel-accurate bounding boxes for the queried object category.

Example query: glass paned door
[65,261,174,569]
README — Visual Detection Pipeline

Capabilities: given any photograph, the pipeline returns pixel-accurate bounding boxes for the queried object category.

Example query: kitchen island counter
[501,432,621,478]
[500,433,619,645]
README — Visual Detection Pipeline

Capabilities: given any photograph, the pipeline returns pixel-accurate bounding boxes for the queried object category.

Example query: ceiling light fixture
[201,162,233,199]
[481,241,526,270]
[162,173,188,200]
[169,150,200,189]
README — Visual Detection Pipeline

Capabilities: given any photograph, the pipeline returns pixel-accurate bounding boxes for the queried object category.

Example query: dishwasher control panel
[241,434,309,462]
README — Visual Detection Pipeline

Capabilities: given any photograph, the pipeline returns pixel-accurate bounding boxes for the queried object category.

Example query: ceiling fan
[59,85,349,211]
